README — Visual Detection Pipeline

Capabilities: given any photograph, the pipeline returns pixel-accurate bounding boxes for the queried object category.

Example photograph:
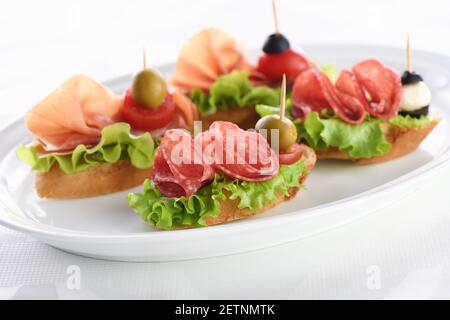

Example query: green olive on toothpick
[131,48,167,109]
[255,74,297,152]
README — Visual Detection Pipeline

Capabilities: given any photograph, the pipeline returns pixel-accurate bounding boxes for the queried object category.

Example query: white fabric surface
[1,0,450,300]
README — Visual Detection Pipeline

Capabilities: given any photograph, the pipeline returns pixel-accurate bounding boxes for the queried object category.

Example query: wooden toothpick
[143,47,148,70]
[279,74,286,120]
[272,0,280,36]
[406,34,412,72]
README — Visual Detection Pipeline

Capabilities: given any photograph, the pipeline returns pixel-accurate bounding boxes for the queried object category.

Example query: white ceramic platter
[1,44,450,262]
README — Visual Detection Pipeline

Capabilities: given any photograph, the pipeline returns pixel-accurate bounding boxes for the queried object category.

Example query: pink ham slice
[171,28,249,91]
[25,74,123,150]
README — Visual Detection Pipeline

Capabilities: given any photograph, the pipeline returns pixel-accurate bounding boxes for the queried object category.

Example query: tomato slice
[256,49,310,82]
[279,143,304,165]
[121,89,175,131]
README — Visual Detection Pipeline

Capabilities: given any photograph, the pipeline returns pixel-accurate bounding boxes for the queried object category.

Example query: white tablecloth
[1,0,450,300]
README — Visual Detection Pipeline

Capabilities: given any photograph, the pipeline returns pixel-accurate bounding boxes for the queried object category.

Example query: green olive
[131,68,167,109]
[256,115,297,152]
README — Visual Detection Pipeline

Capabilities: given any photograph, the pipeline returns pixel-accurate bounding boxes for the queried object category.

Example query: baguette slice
[200,106,260,130]
[316,121,438,165]
[203,144,317,226]
[35,161,151,199]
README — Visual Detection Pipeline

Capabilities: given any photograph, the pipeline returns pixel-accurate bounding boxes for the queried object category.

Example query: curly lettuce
[128,159,307,230]
[256,103,436,159]
[190,71,279,116]
[17,123,155,174]
[320,64,338,83]
[388,114,436,128]
[296,112,391,158]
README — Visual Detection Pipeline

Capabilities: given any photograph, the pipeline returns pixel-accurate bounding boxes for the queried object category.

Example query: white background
[1,0,450,299]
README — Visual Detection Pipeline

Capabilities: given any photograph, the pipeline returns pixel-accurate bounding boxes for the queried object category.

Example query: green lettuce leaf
[190,71,280,116]
[241,86,279,108]
[388,114,437,128]
[17,123,155,174]
[296,112,391,158]
[256,102,436,159]
[320,64,338,83]
[128,159,307,230]
[295,113,436,159]
[255,99,294,118]
[190,88,211,115]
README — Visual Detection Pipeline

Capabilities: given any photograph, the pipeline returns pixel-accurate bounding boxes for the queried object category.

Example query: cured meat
[172,91,199,127]
[292,59,402,123]
[152,122,279,197]
[292,69,366,124]
[335,69,370,110]
[278,143,304,165]
[352,59,402,119]
[211,28,248,73]
[171,57,215,90]
[198,122,279,181]
[171,28,249,91]
[151,129,215,198]
[25,75,123,150]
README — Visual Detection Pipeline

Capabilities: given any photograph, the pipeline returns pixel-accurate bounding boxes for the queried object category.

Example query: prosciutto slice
[25,75,123,150]
[292,59,402,124]
[171,28,249,91]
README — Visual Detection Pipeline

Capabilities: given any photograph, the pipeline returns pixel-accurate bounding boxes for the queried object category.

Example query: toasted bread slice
[200,106,260,130]
[204,144,317,226]
[316,121,438,165]
[35,161,151,199]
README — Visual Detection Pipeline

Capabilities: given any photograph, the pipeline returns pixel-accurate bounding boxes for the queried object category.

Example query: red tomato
[279,143,303,165]
[256,49,310,82]
[121,89,175,131]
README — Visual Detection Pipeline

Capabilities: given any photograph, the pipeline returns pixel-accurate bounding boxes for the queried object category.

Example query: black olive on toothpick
[399,35,431,118]
[401,35,424,85]
[256,74,297,152]
[262,0,290,54]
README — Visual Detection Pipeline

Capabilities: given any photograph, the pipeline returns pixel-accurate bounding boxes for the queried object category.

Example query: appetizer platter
[0,1,450,261]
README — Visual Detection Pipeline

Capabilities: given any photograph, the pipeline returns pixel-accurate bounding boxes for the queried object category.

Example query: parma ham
[25,75,123,150]
[171,28,249,91]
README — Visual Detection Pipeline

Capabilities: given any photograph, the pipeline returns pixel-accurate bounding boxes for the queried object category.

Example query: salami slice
[335,69,370,110]
[352,59,402,119]
[151,129,215,197]
[291,60,401,124]
[199,121,279,181]
[292,69,366,124]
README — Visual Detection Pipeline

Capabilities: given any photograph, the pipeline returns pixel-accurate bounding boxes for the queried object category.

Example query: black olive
[399,106,429,118]
[263,33,290,54]
[401,71,424,85]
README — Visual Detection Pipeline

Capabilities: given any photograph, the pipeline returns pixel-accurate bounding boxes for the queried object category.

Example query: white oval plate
[1,44,450,262]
